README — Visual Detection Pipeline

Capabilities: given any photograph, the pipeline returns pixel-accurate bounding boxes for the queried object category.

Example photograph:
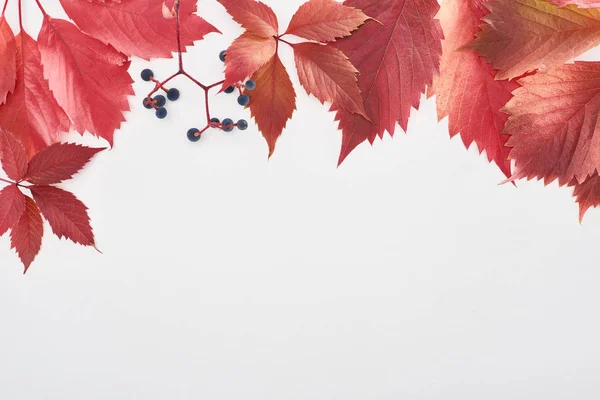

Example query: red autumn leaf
[60,0,219,59]
[293,42,367,118]
[548,0,600,8]
[0,184,26,236]
[332,0,443,165]
[10,195,43,272]
[573,173,600,222]
[245,54,296,156]
[432,0,517,178]
[0,126,28,181]
[30,186,95,247]
[503,62,600,186]
[0,32,69,159]
[25,143,104,185]
[468,0,600,81]
[285,0,369,43]
[222,33,276,90]
[0,16,16,104]
[218,0,279,38]
[37,17,133,146]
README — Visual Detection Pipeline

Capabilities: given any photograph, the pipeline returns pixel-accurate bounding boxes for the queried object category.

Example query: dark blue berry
[187,128,201,142]
[222,118,234,132]
[224,86,235,94]
[237,119,248,130]
[210,118,220,127]
[154,95,166,107]
[245,80,256,91]
[141,69,154,81]
[238,94,250,106]
[143,98,154,109]
[167,88,180,101]
[156,107,168,119]
[219,50,227,62]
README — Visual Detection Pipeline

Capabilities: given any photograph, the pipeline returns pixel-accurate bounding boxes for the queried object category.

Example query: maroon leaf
[0,126,28,181]
[60,0,219,60]
[573,173,600,222]
[25,143,104,185]
[0,16,16,104]
[0,33,70,159]
[10,195,43,273]
[0,184,26,236]
[30,186,95,246]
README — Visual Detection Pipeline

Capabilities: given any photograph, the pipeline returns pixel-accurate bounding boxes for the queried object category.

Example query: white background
[1,0,600,398]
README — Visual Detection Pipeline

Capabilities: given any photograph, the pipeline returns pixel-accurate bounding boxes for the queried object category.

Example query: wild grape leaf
[0,16,16,104]
[573,173,600,222]
[30,186,95,247]
[468,0,600,81]
[503,62,600,186]
[37,17,133,146]
[25,143,104,185]
[60,0,219,59]
[432,0,517,178]
[245,54,296,156]
[293,42,366,118]
[0,32,69,158]
[0,185,26,236]
[222,33,276,90]
[549,0,600,8]
[0,126,28,181]
[218,0,278,38]
[285,0,369,42]
[332,0,443,165]
[10,196,43,272]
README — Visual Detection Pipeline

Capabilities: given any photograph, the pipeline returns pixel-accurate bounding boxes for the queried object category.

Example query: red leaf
[25,143,104,185]
[549,0,600,7]
[0,16,16,104]
[503,62,600,186]
[222,33,276,90]
[332,0,443,165]
[37,17,133,146]
[218,0,279,38]
[60,0,219,59]
[0,32,69,159]
[467,0,600,81]
[573,173,600,222]
[245,54,296,156]
[285,0,369,42]
[0,184,26,236]
[293,42,366,118]
[0,126,28,181]
[432,0,517,178]
[30,186,95,246]
[10,195,43,273]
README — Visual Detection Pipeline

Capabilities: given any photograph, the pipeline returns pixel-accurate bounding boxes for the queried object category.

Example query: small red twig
[33,0,48,18]
[1,0,9,17]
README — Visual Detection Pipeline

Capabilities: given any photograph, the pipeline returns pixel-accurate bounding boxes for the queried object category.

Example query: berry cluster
[141,68,180,119]
[140,49,258,143]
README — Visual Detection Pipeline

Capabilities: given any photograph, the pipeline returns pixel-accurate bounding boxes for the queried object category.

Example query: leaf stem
[17,0,23,30]
[277,37,294,47]
[1,0,9,17]
[0,177,14,186]
[33,0,48,18]
[175,0,184,72]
